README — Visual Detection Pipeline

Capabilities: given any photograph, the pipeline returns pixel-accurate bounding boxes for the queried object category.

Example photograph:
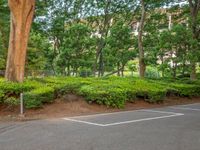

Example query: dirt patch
[0,95,200,122]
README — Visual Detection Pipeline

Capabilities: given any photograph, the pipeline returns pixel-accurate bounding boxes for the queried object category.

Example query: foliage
[1,1,200,108]
[4,97,19,107]
[145,66,160,79]
[24,87,55,109]
[0,90,4,103]
[0,0,9,70]
[0,77,200,108]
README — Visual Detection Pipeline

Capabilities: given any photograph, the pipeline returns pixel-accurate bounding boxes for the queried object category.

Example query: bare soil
[0,94,200,122]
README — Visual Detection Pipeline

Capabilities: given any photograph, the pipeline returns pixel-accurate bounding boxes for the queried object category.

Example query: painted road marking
[63,118,105,127]
[170,107,200,111]
[101,113,184,127]
[63,110,184,127]
[177,103,200,107]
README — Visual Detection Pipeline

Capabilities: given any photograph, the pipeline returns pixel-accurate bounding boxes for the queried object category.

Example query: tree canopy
[0,0,200,81]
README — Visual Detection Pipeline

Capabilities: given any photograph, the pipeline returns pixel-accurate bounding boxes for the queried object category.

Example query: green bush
[79,85,127,108]
[0,82,24,94]
[53,82,82,96]
[147,89,166,103]
[171,83,200,97]
[1,76,200,109]
[145,66,160,79]
[24,87,55,109]
[4,97,19,107]
[0,90,4,103]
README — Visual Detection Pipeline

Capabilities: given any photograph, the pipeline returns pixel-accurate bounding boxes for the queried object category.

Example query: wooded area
[0,0,200,82]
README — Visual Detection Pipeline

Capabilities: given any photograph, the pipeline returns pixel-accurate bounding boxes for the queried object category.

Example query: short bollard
[19,93,25,117]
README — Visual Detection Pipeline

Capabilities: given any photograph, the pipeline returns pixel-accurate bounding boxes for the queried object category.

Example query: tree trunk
[138,0,146,78]
[121,64,125,77]
[5,0,35,82]
[50,63,56,76]
[67,63,70,76]
[93,55,98,77]
[104,67,124,77]
[173,62,177,79]
[95,38,104,77]
[117,62,120,76]
[190,63,196,80]
[161,55,165,77]
[98,51,104,77]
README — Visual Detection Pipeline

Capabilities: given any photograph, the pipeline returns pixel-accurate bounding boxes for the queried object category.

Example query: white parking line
[63,110,184,127]
[63,108,183,119]
[102,113,184,127]
[177,103,200,107]
[170,107,200,111]
[63,118,105,127]
[140,109,182,115]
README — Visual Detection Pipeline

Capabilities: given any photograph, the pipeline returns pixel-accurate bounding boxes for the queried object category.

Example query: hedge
[0,77,200,109]
[24,87,55,109]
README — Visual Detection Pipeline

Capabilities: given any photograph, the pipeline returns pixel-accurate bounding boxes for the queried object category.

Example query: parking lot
[0,103,200,150]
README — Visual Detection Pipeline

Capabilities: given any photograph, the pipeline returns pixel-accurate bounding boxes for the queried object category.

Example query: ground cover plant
[0,77,200,109]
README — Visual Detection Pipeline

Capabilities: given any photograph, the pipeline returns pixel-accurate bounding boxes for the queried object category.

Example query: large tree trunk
[5,0,35,82]
[138,0,146,78]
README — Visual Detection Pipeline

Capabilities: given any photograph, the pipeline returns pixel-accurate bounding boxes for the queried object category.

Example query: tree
[26,32,50,76]
[90,0,136,76]
[138,0,146,78]
[137,0,173,78]
[5,0,35,82]
[0,0,10,70]
[188,0,200,80]
[107,21,134,76]
[55,23,94,76]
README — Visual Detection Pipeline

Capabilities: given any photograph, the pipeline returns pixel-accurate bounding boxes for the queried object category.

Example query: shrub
[1,76,200,109]
[24,87,55,109]
[79,84,127,108]
[0,90,4,103]
[0,80,38,96]
[0,82,24,94]
[147,89,166,103]
[171,83,200,97]
[53,82,82,96]
[4,97,19,107]
[131,79,168,102]
[145,66,160,79]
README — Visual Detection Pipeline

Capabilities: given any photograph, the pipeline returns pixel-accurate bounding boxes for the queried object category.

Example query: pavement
[0,103,200,150]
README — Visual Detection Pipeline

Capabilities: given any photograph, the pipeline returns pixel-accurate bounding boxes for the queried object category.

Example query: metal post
[168,14,172,30]
[20,93,24,115]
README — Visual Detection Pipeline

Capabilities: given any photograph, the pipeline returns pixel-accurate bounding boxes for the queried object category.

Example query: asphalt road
[0,103,200,150]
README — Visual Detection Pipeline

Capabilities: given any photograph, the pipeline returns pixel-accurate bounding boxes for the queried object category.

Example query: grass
[0,76,200,109]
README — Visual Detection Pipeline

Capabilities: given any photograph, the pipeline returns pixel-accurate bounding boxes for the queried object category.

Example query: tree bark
[104,67,124,77]
[121,64,125,77]
[117,62,120,76]
[5,0,35,82]
[190,63,196,80]
[138,0,146,78]
[98,51,104,77]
